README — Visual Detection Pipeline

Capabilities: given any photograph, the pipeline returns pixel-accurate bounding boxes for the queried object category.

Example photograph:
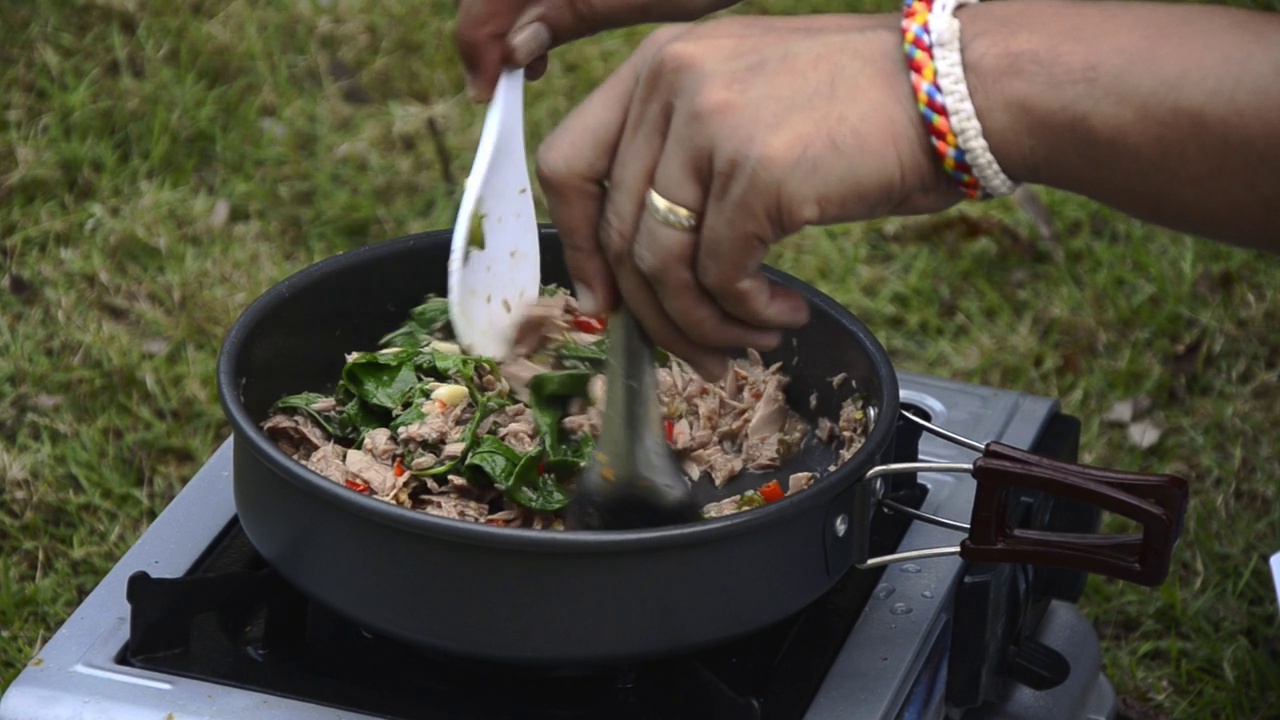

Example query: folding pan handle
[963,442,1189,587]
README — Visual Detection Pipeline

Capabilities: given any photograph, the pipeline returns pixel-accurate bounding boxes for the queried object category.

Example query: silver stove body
[0,372,1116,720]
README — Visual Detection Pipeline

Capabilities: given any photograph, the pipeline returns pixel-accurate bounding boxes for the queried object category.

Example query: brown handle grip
[961,441,1189,587]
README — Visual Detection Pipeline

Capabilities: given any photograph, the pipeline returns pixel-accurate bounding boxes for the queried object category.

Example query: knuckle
[597,207,633,267]
[784,198,824,231]
[534,140,571,188]
[652,37,704,77]
[642,24,688,52]
[688,85,733,126]
[696,256,735,296]
[631,240,664,277]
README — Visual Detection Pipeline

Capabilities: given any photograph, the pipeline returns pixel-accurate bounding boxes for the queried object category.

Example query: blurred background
[1,0,1277,715]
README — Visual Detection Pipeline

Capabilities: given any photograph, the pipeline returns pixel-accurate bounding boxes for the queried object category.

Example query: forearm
[962,0,1280,250]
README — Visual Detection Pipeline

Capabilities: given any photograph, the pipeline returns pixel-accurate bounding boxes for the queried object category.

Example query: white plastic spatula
[448,68,541,359]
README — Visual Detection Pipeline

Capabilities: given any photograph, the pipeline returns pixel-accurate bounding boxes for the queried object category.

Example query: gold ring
[645,188,700,232]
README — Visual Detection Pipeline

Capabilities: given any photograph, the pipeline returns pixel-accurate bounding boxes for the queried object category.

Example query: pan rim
[217,227,901,552]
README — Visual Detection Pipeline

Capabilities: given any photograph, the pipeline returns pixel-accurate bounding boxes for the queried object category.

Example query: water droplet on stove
[614,670,638,690]
[890,623,897,630]
[873,583,896,600]
[921,590,935,599]
[890,603,913,616]
[900,563,922,574]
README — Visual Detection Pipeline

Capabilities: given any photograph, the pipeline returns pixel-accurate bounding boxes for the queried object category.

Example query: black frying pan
[217,227,1188,665]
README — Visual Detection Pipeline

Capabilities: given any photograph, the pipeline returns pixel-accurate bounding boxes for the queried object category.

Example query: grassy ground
[2,0,1277,716]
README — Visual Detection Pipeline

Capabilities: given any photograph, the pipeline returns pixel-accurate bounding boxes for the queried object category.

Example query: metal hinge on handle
[852,412,1189,588]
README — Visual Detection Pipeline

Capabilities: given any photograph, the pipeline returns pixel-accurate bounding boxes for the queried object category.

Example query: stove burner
[123,492,921,720]
[118,411,930,720]
[1,374,1121,720]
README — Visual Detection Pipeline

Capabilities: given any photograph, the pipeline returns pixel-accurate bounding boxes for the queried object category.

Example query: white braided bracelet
[928,0,1019,197]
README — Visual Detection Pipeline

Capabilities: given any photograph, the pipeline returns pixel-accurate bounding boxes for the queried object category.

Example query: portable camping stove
[0,372,1116,720]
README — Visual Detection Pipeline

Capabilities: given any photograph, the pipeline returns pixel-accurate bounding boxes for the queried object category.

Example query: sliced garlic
[430,383,470,407]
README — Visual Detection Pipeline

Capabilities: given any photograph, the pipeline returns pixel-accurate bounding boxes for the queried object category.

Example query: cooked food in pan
[261,287,869,528]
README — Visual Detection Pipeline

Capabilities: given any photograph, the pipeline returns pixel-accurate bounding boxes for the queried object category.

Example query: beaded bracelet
[901,0,1018,199]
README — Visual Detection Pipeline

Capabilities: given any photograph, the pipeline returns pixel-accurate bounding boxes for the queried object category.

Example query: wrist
[902,0,1023,200]
[955,2,1046,189]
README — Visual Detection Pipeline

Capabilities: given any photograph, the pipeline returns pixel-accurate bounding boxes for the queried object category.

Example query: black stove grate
[118,412,930,720]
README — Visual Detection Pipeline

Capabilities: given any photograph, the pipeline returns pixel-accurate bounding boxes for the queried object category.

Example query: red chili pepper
[344,479,372,494]
[572,315,608,334]
[758,480,785,504]
[537,461,546,475]
[393,457,406,478]
[663,419,675,444]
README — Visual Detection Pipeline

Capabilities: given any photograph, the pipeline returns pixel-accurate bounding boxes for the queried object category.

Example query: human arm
[534,1,1280,379]
[965,0,1280,251]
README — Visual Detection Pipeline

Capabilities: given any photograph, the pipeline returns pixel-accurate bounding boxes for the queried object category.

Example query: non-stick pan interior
[225,227,897,508]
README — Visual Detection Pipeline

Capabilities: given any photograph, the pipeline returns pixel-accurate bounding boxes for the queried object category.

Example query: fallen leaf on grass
[141,337,170,356]
[1166,333,1205,380]
[1116,695,1170,720]
[32,394,63,411]
[6,272,33,299]
[1011,186,1058,245]
[329,58,371,105]
[1103,396,1153,425]
[209,198,231,228]
[259,117,287,140]
[1126,420,1163,449]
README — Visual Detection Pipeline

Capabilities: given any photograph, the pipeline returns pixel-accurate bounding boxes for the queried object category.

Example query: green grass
[2,0,1277,716]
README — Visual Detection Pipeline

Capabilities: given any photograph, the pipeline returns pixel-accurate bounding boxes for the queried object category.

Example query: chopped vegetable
[758,480,785,504]
[572,315,608,334]
[261,287,871,530]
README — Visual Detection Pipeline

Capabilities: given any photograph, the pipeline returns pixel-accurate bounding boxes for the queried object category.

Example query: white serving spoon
[448,68,541,359]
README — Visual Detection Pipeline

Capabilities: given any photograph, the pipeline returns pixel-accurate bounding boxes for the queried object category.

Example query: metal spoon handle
[598,308,667,476]
[567,307,699,530]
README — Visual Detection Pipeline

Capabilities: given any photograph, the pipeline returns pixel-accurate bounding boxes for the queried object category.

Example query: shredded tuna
[344,448,398,496]
[421,495,489,522]
[787,472,815,495]
[510,294,570,357]
[305,443,348,484]
[499,357,548,402]
[701,497,741,518]
[263,413,328,459]
[362,428,398,463]
[265,286,873,529]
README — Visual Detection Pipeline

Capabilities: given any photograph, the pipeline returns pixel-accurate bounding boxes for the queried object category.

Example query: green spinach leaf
[341,350,420,410]
[379,297,452,349]
[270,392,342,437]
[464,436,571,512]
[526,370,593,452]
[556,338,607,371]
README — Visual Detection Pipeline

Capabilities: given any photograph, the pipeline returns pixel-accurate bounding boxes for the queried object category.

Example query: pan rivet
[834,514,849,537]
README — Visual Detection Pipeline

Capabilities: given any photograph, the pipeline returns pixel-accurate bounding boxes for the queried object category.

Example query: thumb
[456,0,528,102]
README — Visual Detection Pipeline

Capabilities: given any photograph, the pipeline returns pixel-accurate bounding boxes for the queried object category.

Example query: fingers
[461,0,741,101]
[632,148,787,353]
[523,54,549,82]
[582,37,729,379]
[456,0,527,102]
[697,162,810,330]
[536,34,670,318]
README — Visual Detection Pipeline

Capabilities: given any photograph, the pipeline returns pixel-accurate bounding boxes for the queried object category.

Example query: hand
[536,15,960,380]
[456,0,739,102]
